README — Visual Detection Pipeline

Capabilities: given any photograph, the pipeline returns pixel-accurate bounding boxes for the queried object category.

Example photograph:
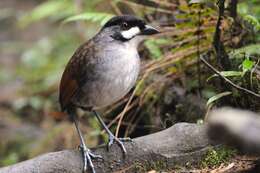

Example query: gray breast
[73,43,140,109]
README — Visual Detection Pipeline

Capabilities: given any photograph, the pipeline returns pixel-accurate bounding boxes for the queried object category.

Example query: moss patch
[201,146,237,168]
[133,160,168,172]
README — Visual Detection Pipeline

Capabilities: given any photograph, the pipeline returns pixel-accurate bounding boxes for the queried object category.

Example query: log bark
[0,123,216,173]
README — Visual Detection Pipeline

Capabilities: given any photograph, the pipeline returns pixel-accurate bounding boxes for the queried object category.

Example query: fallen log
[0,123,216,173]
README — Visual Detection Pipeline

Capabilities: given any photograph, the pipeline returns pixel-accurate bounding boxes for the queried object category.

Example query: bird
[59,15,159,173]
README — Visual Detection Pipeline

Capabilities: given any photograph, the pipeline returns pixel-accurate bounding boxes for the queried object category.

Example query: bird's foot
[78,145,103,173]
[107,135,132,154]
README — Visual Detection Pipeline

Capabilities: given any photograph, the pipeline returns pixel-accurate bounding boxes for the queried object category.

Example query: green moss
[133,160,168,172]
[1,152,19,166]
[133,147,234,172]
[201,146,237,168]
[0,140,29,167]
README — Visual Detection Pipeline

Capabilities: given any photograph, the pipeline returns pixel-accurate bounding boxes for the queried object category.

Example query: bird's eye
[121,22,129,30]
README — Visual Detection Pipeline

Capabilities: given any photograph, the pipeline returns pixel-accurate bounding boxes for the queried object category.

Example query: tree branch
[228,0,238,19]
[213,0,231,70]
[0,123,216,173]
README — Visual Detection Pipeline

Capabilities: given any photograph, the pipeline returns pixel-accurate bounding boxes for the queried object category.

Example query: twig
[121,0,173,14]
[197,4,202,96]
[149,0,177,8]
[200,56,260,98]
[210,163,235,173]
[109,0,122,15]
[250,59,260,90]
[115,73,148,137]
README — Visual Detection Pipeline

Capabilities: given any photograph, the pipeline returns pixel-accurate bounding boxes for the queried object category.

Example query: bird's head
[101,15,159,45]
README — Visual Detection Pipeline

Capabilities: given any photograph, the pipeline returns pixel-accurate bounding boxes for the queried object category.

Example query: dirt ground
[167,155,260,173]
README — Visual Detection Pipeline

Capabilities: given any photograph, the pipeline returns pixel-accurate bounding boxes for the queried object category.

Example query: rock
[208,107,260,155]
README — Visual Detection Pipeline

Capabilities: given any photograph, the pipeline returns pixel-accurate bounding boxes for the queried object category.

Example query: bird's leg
[93,110,132,154]
[72,115,102,173]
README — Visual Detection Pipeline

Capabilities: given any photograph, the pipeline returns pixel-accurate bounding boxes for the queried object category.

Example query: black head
[102,15,159,41]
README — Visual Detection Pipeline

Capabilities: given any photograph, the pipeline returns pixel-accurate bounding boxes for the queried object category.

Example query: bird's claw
[107,135,132,154]
[79,145,103,173]
[88,151,103,160]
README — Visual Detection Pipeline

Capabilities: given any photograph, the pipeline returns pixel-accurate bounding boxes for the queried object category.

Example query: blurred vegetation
[201,146,237,168]
[0,0,259,171]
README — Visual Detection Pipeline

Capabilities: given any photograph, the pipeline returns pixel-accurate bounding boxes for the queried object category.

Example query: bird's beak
[141,25,160,35]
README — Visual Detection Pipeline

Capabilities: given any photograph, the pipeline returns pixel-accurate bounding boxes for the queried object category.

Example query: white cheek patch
[121,27,140,40]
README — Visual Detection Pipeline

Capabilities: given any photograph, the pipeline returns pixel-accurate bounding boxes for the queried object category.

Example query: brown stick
[0,123,216,173]
[228,0,238,19]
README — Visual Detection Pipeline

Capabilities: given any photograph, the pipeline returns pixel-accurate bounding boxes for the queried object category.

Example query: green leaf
[18,0,73,27]
[207,71,243,82]
[229,44,260,58]
[244,15,259,25]
[63,12,114,25]
[207,91,232,106]
[144,39,170,59]
[238,3,249,15]
[144,41,162,59]
[242,58,255,72]
[2,153,19,166]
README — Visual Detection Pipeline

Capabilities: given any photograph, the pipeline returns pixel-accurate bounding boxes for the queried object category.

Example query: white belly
[74,47,140,109]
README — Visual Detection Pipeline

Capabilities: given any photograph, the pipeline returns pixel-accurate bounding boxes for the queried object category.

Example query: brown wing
[59,41,94,111]
[59,65,78,111]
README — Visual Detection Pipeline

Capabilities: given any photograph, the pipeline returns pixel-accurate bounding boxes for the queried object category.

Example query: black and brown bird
[59,15,159,173]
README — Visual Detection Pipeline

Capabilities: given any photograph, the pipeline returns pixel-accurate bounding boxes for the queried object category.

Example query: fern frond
[63,12,114,26]
[243,15,260,32]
